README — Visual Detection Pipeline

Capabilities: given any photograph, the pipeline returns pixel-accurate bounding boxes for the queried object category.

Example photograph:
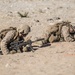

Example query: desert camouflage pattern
[1,30,17,55]
[17,25,31,52]
[48,21,75,43]
[0,21,75,55]
[0,27,18,49]
[61,26,74,42]
[0,25,30,55]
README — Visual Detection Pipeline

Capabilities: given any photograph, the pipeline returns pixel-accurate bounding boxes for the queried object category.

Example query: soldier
[47,21,75,43]
[0,25,30,55]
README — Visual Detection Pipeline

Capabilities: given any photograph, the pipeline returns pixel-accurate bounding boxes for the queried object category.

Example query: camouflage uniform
[0,27,17,54]
[48,21,75,43]
[0,25,30,55]
[61,25,74,42]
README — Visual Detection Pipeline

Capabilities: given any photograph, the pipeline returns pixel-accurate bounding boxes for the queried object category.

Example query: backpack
[0,27,17,40]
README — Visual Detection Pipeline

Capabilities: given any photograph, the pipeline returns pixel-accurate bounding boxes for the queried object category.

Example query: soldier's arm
[1,30,16,55]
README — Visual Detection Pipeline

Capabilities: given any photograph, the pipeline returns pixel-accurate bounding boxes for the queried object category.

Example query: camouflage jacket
[0,27,19,55]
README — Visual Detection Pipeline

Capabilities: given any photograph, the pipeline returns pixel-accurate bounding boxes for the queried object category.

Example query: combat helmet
[17,24,30,35]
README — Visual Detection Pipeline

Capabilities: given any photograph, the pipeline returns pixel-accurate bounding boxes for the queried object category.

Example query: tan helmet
[17,24,30,35]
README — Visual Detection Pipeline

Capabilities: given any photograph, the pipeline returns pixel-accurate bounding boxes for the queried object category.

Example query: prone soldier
[47,21,75,43]
[0,24,30,55]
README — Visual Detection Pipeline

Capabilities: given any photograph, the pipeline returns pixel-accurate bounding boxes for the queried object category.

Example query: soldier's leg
[61,26,74,42]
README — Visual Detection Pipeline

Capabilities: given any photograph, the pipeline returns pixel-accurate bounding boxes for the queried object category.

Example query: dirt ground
[0,0,75,75]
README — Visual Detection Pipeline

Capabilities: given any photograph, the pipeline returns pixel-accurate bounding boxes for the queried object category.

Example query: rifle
[8,38,44,52]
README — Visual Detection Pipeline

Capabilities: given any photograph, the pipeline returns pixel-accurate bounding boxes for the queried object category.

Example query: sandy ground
[0,0,75,75]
